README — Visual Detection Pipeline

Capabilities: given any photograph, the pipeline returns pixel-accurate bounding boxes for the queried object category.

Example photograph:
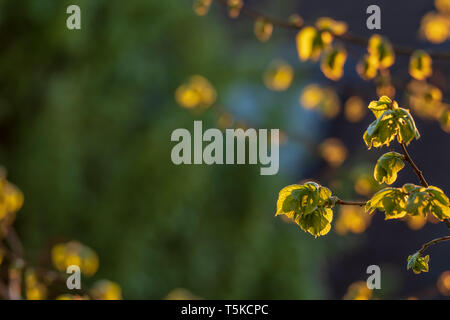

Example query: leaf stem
[400,142,428,188]
[418,236,450,255]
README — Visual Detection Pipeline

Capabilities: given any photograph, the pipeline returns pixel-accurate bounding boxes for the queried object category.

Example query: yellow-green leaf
[409,50,432,80]
[297,207,333,237]
[275,182,334,237]
[407,252,429,274]
[365,187,407,219]
[320,46,347,81]
[374,152,405,185]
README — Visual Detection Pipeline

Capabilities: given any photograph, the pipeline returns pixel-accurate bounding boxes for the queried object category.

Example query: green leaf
[373,152,405,185]
[407,252,429,274]
[365,187,407,219]
[276,184,302,219]
[363,107,420,149]
[368,96,397,118]
[297,207,333,237]
[403,184,450,220]
[275,182,334,237]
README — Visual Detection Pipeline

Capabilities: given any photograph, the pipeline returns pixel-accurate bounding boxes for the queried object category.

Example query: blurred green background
[0,0,449,299]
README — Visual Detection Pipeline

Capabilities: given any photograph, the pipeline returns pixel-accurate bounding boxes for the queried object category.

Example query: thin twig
[400,142,450,229]
[215,0,450,60]
[336,199,366,206]
[400,142,429,188]
[418,235,450,255]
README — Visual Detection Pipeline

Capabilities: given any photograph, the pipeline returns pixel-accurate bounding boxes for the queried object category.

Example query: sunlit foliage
[276,182,334,237]
[175,75,217,110]
[407,252,429,274]
[193,0,212,16]
[356,54,379,80]
[440,108,450,132]
[254,17,273,42]
[344,96,366,123]
[437,270,450,296]
[25,269,47,300]
[51,241,99,277]
[300,84,340,118]
[320,46,347,80]
[288,14,303,27]
[335,206,371,235]
[409,50,433,80]
[366,184,450,221]
[357,35,395,80]
[227,0,243,18]
[420,12,450,44]
[404,214,427,230]
[0,173,24,223]
[90,280,122,300]
[406,80,445,120]
[373,152,405,185]
[343,281,372,300]
[165,288,201,300]
[263,60,294,91]
[319,138,347,167]
[363,96,420,149]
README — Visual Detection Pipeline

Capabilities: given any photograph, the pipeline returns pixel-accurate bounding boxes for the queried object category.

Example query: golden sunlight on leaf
[404,214,427,230]
[375,70,395,98]
[25,269,47,300]
[343,281,372,300]
[300,84,340,118]
[356,54,379,80]
[344,96,366,122]
[407,252,429,274]
[354,173,379,196]
[409,50,433,80]
[263,60,294,91]
[406,80,444,120]
[193,0,212,16]
[335,206,371,235]
[0,173,24,230]
[254,17,273,42]
[368,35,395,69]
[165,288,201,300]
[275,182,334,237]
[288,14,304,27]
[320,46,347,81]
[435,0,450,13]
[56,294,89,300]
[420,12,450,44]
[440,108,450,132]
[296,26,322,61]
[90,280,122,300]
[175,75,217,110]
[315,17,348,36]
[319,138,347,167]
[51,241,99,277]
[437,271,450,296]
[227,0,243,19]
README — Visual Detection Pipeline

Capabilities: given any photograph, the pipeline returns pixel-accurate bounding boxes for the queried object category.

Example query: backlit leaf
[409,50,433,80]
[407,252,430,274]
[374,152,405,185]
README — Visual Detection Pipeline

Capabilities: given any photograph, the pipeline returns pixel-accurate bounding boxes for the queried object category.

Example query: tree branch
[399,142,450,229]
[418,235,450,255]
[400,142,429,188]
[215,0,450,60]
[336,199,366,206]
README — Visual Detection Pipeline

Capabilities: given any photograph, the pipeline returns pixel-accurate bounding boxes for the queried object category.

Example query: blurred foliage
[0,0,327,299]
